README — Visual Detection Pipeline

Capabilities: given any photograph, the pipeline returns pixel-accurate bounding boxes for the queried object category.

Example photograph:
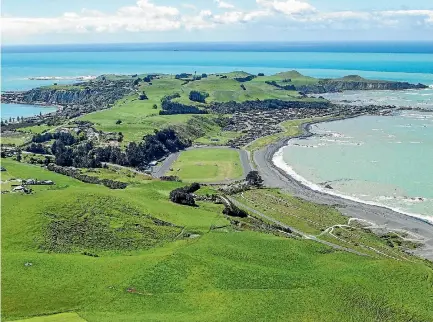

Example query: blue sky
[2,0,432,44]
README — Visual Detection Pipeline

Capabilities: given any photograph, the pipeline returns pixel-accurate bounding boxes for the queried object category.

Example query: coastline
[254,116,433,260]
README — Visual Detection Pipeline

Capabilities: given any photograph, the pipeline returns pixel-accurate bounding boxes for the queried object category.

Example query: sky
[1,0,433,44]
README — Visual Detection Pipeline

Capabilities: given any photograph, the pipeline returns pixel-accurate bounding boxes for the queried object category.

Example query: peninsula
[2,70,433,321]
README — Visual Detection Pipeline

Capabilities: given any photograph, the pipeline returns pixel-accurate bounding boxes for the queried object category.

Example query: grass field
[2,159,433,321]
[165,148,244,182]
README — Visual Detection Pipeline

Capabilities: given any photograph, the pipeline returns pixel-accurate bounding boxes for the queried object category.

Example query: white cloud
[1,0,432,42]
[257,0,316,15]
[215,0,235,9]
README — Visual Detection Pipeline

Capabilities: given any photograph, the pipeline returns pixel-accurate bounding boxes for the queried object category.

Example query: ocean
[1,42,432,219]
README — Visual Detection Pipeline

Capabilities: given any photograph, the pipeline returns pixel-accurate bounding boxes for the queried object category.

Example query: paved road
[226,196,369,257]
[151,146,253,183]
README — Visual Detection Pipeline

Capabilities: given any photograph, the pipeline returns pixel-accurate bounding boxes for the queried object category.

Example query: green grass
[17,124,56,134]
[1,133,30,147]
[246,117,329,152]
[165,148,244,183]
[2,160,433,321]
[235,189,421,260]
[11,312,86,322]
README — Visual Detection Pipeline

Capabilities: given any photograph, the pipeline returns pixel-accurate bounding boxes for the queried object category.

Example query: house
[25,179,36,185]
[0,167,6,172]
[149,161,158,167]
[41,180,54,185]
[13,186,25,192]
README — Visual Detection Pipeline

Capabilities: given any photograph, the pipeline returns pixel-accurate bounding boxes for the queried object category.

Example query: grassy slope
[165,148,243,182]
[2,160,433,321]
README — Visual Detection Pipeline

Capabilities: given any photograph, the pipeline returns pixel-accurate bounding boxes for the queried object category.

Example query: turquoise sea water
[1,43,432,219]
[278,110,433,220]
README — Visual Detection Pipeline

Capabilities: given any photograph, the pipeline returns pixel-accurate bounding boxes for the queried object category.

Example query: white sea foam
[272,147,433,225]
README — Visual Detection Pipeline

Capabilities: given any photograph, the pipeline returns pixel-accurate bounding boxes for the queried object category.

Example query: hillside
[2,159,433,321]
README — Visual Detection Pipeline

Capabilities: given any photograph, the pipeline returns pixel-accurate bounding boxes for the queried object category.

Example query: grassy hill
[2,159,433,321]
[76,71,324,144]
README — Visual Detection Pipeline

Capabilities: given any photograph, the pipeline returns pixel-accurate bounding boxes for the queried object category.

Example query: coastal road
[151,146,253,183]
[253,123,433,260]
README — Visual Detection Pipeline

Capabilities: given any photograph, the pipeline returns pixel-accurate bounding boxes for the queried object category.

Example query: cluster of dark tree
[189,90,209,103]
[160,176,181,182]
[234,75,256,82]
[258,73,265,76]
[246,171,264,187]
[139,91,148,100]
[265,81,296,91]
[210,99,330,114]
[175,73,192,79]
[91,128,189,169]
[201,73,208,78]
[133,78,141,86]
[26,143,49,154]
[125,129,189,167]
[51,140,101,168]
[222,201,249,218]
[160,93,208,115]
[143,75,155,82]
[32,131,80,145]
[161,93,181,102]
[240,84,246,91]
[47,164,128,189]
[169,182,201,206]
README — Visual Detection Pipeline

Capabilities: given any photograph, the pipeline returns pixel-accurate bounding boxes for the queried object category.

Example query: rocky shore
[1,77,136,120]
[225,103,394,148]
[296,76,428,94]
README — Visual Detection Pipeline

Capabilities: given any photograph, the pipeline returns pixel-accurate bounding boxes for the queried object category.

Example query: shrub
[246,171,264,187]
[189,90,209,103]
[116,120,122,124]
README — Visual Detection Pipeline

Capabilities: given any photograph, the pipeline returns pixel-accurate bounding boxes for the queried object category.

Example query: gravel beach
[254,121,433,260]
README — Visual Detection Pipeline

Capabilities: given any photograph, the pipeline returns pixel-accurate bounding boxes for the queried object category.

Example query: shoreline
[254,115,433,260]
[277,117,433,225]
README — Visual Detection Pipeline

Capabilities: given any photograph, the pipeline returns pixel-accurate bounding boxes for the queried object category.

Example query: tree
[116,119,122,124]
[16,150,22,162]
[152,104,158,109]
[246,171,263,187]
[139,91,148,100]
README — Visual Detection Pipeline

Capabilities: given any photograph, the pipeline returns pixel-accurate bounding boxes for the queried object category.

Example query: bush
[169,183,201,206]
[139,92,148,100]
[116,120,122,124]
[189,90,209,103]
[246,171,264,187]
